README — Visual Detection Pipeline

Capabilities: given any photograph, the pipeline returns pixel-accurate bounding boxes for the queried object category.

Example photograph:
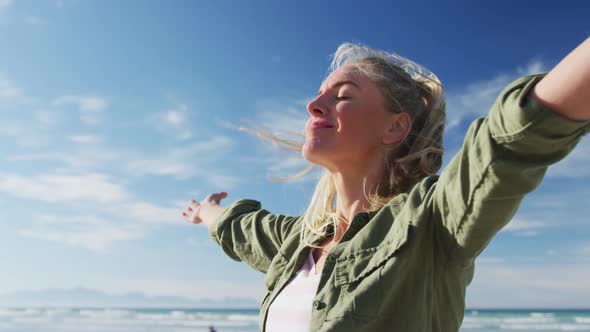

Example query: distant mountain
[0,287,260,308]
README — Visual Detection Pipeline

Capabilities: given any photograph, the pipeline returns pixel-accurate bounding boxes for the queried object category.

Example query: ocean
[0,308,589,331]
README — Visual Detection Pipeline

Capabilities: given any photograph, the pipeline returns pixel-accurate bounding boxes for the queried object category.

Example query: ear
[382,112,412,145]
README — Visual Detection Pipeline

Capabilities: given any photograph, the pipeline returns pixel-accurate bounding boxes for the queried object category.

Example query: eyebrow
[317,80,360,96]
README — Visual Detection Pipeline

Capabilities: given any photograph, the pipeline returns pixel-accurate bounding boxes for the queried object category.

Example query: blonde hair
[237,43,446,247]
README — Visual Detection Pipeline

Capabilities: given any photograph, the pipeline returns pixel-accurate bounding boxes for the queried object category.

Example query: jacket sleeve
[431,74,590,263]
[208,199,302,273]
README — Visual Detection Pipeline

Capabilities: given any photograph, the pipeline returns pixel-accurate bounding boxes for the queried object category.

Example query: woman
[181,39,590,331]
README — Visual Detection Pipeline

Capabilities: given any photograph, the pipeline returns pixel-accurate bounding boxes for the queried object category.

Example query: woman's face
[303,64,400,170]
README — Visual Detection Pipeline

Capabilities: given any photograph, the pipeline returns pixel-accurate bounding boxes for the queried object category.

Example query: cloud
[254,98,308,135]
[165,105,187,125]
[34,109,62,127]
[0,170,185,250]
[15,198,195,252]
[149,103,193,141]
[468,262,590,308]
[0,172,130,203]
[23,15,46,26]
[0,77,21,98]
[6,134,240,186]
[445,59,548,132]
[19,215,145,253]
[0,122,49,148]
[248,98,312,178]
[578,243,590,256]
[53,95,108,125]
[547,136,590,178]
[0,73,42,107]
[126,135,236,181]
[206,174,241,188]
[53,95,107,112]
[0,74,36,105]
[116,201,182,225]
[173,135,234,156]
[267,153,309,174]
[501,218,550,237]
[126,159,196,178]
[0,0,12,13]
[6,148,120,170]
[68,135,102,144]
[118,278,264,300]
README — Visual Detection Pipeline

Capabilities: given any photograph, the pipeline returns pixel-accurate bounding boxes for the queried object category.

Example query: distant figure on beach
[208,326,216,332]
[183,38,590,331]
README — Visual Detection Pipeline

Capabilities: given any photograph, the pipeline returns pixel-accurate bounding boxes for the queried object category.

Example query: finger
[209,192,228,204]
[189,205,201,223]
[216,191,228,203]
[189,199,200,209]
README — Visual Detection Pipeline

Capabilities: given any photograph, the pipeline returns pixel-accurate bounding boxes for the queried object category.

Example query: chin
[302,142,322,163]
[302,142,332,168]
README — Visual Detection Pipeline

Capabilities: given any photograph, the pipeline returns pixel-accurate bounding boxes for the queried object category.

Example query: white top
[265,251,321,332]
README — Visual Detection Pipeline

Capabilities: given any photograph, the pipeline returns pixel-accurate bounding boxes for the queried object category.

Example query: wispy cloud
[0,74,36,104]
[125,135,237,183]
[23,15,46,26]
[149,103,194,141]
[0,172,130,203]
[116,202,180,225]
[19,215,145,253]
[445,59,548,132]
[0,0,12,13]
[578,243,590,256]
[53,95,107,112]
[502,217,550,237]
[255,98,308,135]
[468,262,590,308]
[206,174,241,188]
[34,109,62,127]
[6,133,240,186]
[547,136,590,178]
[0,169,185,251]
[0,77,21,98]
[118,278,264,300]
[53,95,108,125]
[267,153,309,174]
[6,148,120,170]
[249,97,312,179]
[68,134,102,144]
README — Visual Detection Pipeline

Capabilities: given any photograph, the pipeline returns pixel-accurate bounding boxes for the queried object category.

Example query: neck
[328,158,383,241]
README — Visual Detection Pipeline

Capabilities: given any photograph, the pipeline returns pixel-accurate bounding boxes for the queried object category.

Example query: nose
[306,95,327,117]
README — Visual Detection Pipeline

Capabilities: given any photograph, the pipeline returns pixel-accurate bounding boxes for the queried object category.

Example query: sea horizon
[1,307,590,332]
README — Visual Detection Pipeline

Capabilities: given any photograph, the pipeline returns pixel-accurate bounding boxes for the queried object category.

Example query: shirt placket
[309,212,371,330]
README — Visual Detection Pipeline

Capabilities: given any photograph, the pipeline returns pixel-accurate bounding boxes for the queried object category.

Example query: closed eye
[336,96,351,101]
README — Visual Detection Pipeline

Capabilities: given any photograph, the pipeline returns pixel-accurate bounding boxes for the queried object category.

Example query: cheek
[338,112,380,144]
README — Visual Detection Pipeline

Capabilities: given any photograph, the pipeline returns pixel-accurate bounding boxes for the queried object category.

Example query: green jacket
[210,74,590,332]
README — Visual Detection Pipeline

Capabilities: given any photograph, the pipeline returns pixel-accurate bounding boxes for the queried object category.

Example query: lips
[310,120,335,129]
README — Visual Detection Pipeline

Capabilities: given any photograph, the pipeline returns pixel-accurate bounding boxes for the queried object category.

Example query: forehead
[320,64,367,89]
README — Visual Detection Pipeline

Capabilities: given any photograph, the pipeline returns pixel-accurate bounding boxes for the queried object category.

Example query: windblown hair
[238,43,446,247]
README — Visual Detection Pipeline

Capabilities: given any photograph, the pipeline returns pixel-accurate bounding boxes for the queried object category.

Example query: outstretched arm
[431,38,590,264]
[533,37,590,121]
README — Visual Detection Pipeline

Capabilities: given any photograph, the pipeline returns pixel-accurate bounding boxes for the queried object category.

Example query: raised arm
[533,37,590,121]
[431,38,590,264]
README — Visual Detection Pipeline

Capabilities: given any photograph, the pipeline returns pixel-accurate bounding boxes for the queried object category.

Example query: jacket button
[328,255,337,263]
[313,300,321,309]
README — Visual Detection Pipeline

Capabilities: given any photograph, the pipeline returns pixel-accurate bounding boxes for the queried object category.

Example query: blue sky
[0,0,589,308]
